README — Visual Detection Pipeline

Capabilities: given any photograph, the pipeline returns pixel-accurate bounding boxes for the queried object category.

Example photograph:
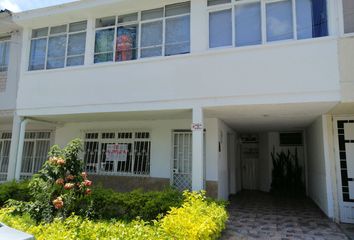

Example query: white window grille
[29,21,87,71]
[208,0,328,49]
[83,131,151,176]
[0,132,11,182]
[94,1,190,63]
[20,132,52,180]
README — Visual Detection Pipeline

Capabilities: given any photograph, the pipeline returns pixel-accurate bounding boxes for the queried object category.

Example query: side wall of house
[306,116,331,216]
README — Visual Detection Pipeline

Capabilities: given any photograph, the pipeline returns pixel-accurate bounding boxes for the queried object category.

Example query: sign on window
[106,144,128,162]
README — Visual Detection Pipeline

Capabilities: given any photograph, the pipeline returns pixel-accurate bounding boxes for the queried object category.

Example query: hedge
[0,191,228,240]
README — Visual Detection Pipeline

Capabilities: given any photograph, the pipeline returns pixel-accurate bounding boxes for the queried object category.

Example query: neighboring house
[0,0,353,224]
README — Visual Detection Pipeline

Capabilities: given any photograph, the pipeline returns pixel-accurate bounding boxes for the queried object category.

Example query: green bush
[0,181,30,207]
[0,191,228,240]
[88,186,183,221]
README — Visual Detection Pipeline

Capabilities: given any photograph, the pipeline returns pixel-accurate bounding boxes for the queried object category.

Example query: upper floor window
[343,0,354,34]
[208,0,328,48]
[0,37,10,72]
[94,1,190,64]
[29,21,87,71]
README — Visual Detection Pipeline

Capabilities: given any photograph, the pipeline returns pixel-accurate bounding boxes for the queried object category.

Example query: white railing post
[192,106,205,191]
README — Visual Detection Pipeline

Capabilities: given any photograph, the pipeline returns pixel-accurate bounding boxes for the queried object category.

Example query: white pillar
[192,107,205,191]
[14,119,28,180]
[7,114,22,181]
[84,17,95,65]
[190,0,208,53]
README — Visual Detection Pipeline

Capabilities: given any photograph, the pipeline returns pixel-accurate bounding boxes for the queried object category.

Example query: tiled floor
[340,224,354,240]
[221,191,350,240]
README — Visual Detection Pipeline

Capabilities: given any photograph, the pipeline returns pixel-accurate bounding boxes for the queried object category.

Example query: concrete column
[14,119,28,180]
[190,0,208,53]
[7,114,22,181]
[192,106,205,191]
[84,17,95,65]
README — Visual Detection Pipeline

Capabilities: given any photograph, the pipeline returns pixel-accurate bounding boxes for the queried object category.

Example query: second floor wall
[9,0,354,115]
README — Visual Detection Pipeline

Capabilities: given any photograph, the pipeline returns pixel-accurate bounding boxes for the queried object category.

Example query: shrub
[0,181,30,207]
[11,139,94,223]
[88,186,183,221]
[0,191,228,240]
[160,191,228,240]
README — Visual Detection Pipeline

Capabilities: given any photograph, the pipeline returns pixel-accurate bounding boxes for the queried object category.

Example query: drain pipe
[14,118,29,180]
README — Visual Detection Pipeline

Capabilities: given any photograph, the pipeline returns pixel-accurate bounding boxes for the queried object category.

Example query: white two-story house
[1,0,354,224]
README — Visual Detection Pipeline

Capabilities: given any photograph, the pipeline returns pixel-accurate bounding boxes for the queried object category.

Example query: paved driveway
[222,191,349,240]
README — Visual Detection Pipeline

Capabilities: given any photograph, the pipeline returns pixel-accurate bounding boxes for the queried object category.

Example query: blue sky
[0,0,78,12]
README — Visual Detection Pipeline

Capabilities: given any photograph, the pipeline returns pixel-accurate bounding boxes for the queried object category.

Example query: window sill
[90,172,150,178]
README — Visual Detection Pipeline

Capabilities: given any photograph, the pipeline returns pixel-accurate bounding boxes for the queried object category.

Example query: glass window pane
[32,27,48,38]
[235,3,262,47]
[266,0,293,42]
[165,15,190,56]
[165,2,190,17]
[296,0,313,39]
[29,38,47,71]
[96,16,116,28]
[67,56,84,66]
[118,13,138,24]
[311,0,328,37]
[141,8,164,21]
[50,25,67,35]
[207,0,231,6]
[68,32,86,56]
[69,21,87,32]
[141,47,162,58]
[116,25,138,62]
[209,9,232,48]
[95,28,114,54]
[343,0,354,33]
[94,53,113,63]
[47,35,67,69]
[141,21,163,48]
[0,41,9,72]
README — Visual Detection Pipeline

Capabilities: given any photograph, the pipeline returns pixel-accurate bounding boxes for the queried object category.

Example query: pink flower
[81,172,87,179]
[53,197,64,209]
[64,183,75,190]
[57,158,66,165]
[83,180,92,187]
[55,178,65,185]
[66,175,75,181]
[85,189,92,195]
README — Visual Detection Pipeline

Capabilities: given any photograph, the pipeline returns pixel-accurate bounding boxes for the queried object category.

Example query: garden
[0,139,228,240]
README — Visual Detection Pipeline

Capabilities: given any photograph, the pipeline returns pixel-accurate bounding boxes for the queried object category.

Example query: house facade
[0,0,353,224]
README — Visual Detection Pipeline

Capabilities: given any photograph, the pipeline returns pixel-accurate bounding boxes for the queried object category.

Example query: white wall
[54,118,219,181]
[217,119,236,200]
[306,116,331,216]
[17,38,341,116]
[0,30,22,111]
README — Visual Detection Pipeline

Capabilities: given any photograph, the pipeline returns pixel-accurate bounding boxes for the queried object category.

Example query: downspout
[14,118,28,180]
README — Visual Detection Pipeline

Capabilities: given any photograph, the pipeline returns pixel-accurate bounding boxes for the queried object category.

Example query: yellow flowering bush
[0,191,228,240]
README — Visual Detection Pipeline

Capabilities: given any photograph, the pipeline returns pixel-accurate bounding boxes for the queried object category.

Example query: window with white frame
[0,37,10,72]
[94,1,190,63]
[83,131,151,176]
[0,132,11,182]
[342,0,354,34]
[20,132,51,180]
[29,21,87,71]
[208,0,328,48]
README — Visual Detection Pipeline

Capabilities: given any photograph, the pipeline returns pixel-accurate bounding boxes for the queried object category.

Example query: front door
[172,131,192,191]
[334,118,354,223]
[241,142,259,190]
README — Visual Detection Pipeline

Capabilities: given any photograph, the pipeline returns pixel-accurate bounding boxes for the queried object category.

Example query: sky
[0,0,78,12]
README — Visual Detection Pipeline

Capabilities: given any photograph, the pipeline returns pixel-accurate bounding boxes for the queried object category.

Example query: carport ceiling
[205,102,338,132]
